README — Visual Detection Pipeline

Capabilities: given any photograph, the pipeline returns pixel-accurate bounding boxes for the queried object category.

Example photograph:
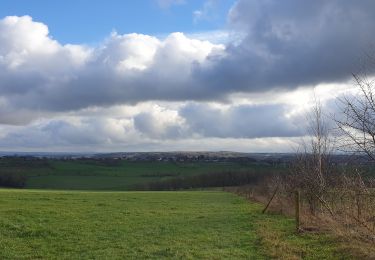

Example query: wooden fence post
[295,190,301,232]
[262,184,279,214]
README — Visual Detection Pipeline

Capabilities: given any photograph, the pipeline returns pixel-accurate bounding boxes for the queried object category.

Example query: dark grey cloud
[193,0,375,93]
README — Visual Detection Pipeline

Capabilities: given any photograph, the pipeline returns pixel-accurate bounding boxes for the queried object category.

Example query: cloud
[195,0,375,93]
[0,1,374,152]
[156,0,186,9]
[1,5,375,123]
[0,117,135,149]
[180,103,303,138]
[193,0,218,24]
[186,30,234,45]
[0,98,309,151]
[133,105,187,139]
[0,16,226,116]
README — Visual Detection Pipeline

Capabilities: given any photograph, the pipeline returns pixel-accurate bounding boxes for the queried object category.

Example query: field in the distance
[0,158,277,190]
[0,189,348,259]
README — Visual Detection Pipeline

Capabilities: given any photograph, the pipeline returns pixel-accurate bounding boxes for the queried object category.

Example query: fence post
[262,184,279,214]
[295,190,301,232]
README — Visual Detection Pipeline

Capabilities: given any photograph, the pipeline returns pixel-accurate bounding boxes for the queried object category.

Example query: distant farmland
[0,158,282,190]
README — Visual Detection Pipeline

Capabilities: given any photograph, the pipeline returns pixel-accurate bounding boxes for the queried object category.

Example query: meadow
[0,189,348,259]
[0,158,277,190]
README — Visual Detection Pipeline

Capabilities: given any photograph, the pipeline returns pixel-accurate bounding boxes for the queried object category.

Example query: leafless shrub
[335,53,375,160]
[329,53,375,242]
[287,97,335,215]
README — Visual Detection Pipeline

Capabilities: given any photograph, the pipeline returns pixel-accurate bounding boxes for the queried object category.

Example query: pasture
[0,158,277,190]
[0,189,347,259]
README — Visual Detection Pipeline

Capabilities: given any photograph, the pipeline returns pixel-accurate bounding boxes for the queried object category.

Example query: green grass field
[0,159,277,190]
[0,189,348,259]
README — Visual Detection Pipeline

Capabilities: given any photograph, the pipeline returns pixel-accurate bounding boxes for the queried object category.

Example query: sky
[0,0,374,153]
[0,0,235,44]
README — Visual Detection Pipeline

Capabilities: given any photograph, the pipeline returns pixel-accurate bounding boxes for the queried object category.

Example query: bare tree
[290,97,334,214]
[308,97,332,187]
[335,54,375,160]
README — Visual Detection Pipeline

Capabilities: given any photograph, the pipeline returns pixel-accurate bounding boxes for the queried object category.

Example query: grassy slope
[24,161,273,190]
[0,190,348,259]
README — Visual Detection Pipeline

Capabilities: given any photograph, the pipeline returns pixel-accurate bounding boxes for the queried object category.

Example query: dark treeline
[0,157,49,188]
[134,169,284,191]
[0,172,26,188]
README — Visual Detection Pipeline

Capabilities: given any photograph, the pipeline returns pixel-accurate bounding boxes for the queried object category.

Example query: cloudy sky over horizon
[0,0,374,152]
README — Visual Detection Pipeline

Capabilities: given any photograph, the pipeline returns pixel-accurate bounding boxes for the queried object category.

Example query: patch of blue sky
[0,0,236,44]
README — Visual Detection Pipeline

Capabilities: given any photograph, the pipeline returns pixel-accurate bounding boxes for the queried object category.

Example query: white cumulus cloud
[0,0,375,152]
